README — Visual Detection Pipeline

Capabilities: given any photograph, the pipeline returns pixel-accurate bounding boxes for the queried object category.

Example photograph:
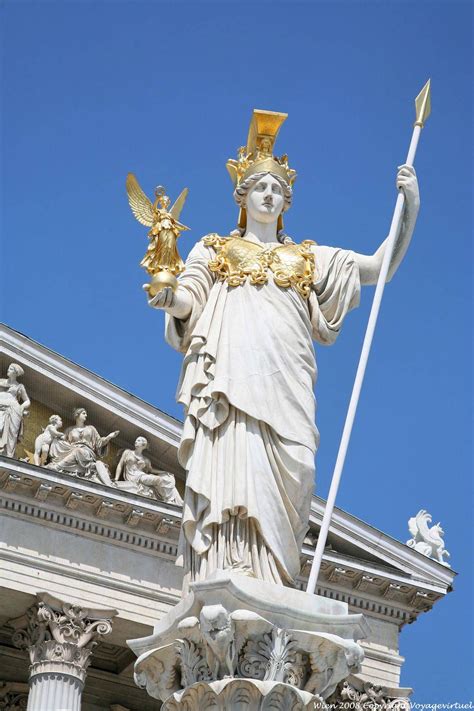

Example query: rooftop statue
[407,509,451,566]
[34,414,64,466]
[115,436,183,505]
[0,363,31,458]
[48,407,119,486]
[128,109,420,592]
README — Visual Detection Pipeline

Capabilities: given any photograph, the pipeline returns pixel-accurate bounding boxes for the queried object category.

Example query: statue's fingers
[164,290,175,307]
[397,164,416,175]
[147,292,165,308]
[398,177,413,189]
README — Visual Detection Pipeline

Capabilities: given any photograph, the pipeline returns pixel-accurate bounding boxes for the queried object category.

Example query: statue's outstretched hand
[143,285,175,310]
[396,164,420,210]
[144,284,193,320]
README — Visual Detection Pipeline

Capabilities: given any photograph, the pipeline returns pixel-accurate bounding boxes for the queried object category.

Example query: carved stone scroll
[8,592,117,711]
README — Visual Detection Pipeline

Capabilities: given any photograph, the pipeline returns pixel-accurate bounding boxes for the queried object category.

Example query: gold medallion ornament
[203,234,316,299]
[126,174,189,296]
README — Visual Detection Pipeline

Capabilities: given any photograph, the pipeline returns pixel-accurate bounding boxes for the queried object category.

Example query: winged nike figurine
[126,173,189,296]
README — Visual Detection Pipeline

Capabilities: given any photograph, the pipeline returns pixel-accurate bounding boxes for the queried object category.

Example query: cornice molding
[0,457,452,626]
[309,498,456,588]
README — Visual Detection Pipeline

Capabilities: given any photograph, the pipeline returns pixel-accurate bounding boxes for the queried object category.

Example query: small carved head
[7,363,24,379]
[257,137,273,157]
[73,407,87,425]
[135,436,148,453]
[344,640,364,673]
[49,415,63,428]
[199,604,234,642]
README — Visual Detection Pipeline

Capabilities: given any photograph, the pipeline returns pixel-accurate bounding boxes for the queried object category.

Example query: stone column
[9,592,117,711]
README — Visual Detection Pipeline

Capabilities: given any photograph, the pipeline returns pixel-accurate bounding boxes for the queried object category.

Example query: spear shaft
[306,80,431,596]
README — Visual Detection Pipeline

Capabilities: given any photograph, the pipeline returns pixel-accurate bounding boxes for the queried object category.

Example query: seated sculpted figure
[146,111,420,590]
[48,407,118,486]
[115,436,183,505]
[0,363,31,458]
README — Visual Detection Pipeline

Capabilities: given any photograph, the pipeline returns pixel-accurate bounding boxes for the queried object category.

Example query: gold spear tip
[414,79,431,128]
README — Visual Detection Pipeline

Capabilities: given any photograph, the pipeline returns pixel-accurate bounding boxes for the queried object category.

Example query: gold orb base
[147,271,179,297]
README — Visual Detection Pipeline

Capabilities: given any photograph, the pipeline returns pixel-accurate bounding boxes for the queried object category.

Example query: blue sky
[1,0,472,700]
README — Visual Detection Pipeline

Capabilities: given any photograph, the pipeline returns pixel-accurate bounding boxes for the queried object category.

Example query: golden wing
[126,173,155,227]
[170,187,189,221]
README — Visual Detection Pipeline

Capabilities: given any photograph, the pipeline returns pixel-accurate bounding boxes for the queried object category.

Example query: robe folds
[165,238,360,586]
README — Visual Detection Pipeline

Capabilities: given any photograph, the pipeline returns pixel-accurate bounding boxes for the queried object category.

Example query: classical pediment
[0,322,183,478]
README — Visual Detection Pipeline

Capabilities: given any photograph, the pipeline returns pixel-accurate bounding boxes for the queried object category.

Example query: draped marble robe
[166,238,360,588]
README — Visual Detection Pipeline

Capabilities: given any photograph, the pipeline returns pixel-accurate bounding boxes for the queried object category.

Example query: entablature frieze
[0,457,451,629]
[298,553,444,625]
[0,457,181,552]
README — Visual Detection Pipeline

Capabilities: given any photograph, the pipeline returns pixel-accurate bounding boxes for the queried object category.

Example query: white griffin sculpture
[407,509,451,566]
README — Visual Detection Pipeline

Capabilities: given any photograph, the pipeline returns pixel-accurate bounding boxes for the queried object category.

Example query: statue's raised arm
[353,163,420,285]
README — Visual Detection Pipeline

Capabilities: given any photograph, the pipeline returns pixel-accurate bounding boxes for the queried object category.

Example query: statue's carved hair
[232,171,293,244]
[49,415,62,426]
[233,171,293,211]
[73,407,87,419]
[8,363,24,378]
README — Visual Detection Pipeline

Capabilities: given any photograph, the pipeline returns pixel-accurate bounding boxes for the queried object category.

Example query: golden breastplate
[203,234,316,299]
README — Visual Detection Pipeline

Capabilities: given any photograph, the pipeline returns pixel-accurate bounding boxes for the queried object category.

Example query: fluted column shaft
[27,673,82,711]
[8,592,117,711]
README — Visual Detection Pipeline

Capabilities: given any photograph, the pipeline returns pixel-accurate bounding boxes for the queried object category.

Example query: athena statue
[146,110,420,590]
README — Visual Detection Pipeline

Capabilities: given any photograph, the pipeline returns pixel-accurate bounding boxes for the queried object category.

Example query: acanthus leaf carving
[135,603,365,706]
[8,593,116,681]
[176,639,212,687]
[161,679,327,711]
[0,683,29,711]
[328,680,411,711]
[0,693,28,711]
[28,640,92,669]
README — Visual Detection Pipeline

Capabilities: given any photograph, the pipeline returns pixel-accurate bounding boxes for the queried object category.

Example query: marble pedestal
[129,571,370,710]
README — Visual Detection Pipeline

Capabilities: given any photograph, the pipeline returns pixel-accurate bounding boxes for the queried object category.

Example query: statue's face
[246,174,284,224]
[135,437,148,452]
[77,410,87,425]
[7,364,17,379]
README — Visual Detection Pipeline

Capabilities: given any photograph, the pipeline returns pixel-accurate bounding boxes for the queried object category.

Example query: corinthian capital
[8,592,117,683]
